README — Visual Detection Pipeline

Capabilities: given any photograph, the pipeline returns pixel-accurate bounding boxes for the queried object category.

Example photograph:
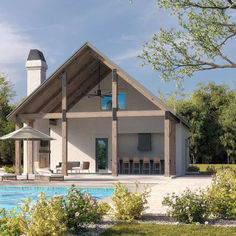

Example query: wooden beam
[164,112,176,176]
[117,110,165,117]
[112,69,118,176]
[18,110,165,120]
[61,71,68,176]
[15,119,21,175]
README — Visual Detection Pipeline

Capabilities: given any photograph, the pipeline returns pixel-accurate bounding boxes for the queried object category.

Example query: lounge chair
[35,168,64,181]
[0,168,17,181]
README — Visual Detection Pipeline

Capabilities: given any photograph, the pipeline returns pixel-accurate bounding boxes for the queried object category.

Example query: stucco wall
[175,122,190,176]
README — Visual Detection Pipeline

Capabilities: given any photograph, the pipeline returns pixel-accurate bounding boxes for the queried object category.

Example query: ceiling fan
[87,61,111,98]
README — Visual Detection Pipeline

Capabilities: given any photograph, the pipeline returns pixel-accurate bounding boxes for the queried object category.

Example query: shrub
[162,189,208,224]
[206,165,217,175]
[62,185,110,233]
[111,182,150,221]
[187,165,200,172]
[18,193,66,236]
[0,208,21,235]
[205,167,236,219]
[0,165,23,174]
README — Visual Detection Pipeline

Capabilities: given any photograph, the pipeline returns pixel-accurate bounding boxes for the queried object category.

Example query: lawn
[101,223,236,236]
[190,164,236,175]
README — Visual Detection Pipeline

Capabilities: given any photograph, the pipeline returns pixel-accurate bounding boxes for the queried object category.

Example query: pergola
[7,42,185,177]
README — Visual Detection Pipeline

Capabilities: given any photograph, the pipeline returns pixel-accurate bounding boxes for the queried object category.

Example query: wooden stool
[122,157,130,174]
[143,157,151,174]
[153,157,161,174]
[132,157,141,174]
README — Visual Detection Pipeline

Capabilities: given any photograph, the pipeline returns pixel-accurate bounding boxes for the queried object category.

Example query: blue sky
[0,0,235,103]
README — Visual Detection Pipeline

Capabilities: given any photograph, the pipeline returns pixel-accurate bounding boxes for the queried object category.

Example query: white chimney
[26,49,48,95]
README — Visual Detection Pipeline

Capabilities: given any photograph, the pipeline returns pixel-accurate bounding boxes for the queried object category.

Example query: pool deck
[0,174,212,215]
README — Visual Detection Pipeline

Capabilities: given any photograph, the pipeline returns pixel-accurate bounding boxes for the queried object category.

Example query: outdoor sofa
[0,168,17,181]
[35,168,64,181]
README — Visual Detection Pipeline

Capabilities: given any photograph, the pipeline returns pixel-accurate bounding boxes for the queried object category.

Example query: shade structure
[0,125,55,141]
[0,125,55,177]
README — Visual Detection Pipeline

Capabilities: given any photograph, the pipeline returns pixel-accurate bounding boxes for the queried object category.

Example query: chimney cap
[27,49,46,62]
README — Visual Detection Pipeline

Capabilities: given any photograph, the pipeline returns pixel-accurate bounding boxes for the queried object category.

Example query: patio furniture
[0,168,17,181]
[143,157,151,174]
[35,168,64,181]
[122,157,130,174]
[153,157,161,174]
[133,157,141,174]
[77,162,90,173]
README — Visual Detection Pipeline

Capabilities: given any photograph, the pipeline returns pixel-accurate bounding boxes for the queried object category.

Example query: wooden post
[15,118,21,175]
[164,112,176,176]
[28,120,34,174]
[164,112,170,177]
[112,69,118,176]
[61,71,68,176]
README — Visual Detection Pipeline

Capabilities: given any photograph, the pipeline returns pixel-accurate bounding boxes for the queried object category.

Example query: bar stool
[143,157,151,174]
[122,157,130,174]
[153,157,161,174]
[132,157,141,174]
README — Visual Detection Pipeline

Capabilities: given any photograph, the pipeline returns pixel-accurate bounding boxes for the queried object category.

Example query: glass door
[95,138,108,172]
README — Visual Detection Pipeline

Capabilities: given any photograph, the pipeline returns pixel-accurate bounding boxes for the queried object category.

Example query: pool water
[0,186,113,211]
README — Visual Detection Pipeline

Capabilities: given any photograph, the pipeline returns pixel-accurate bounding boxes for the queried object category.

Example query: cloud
[0,22,38,64]
[112,48,142,63]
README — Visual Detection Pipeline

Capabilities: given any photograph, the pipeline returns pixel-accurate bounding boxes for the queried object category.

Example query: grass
[189,164,236,175]
[100,223,236,236]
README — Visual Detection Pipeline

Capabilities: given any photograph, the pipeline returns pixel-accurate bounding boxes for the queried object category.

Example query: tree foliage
[0,76,15,165]
[137,0,236,82]
[164,82,236,164]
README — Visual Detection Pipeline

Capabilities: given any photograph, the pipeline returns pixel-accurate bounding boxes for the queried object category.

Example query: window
[101,93,126,110]
[138,133,152,151]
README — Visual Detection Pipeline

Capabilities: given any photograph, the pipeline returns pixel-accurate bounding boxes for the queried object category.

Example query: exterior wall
[50,117,164,173]
[118,133,164,159]
[175,122,190,176]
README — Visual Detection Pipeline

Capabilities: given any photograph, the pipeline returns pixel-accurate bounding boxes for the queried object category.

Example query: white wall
[175,122,190,176]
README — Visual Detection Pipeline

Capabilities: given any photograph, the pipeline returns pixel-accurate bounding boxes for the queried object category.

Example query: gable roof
[7,42,189,128]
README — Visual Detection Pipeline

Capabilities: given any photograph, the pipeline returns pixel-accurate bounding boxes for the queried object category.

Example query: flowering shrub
[62,185,110,233]
[162,189,208,224]
[19,193,66,236]
[111,182,150,221]
[0,209,21,235]
[205,167,236,219]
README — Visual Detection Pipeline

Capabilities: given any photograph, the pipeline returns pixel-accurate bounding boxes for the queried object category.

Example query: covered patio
[7,42,189,177]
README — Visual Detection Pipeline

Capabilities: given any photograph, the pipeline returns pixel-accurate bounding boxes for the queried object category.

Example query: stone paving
[0,174,212,215]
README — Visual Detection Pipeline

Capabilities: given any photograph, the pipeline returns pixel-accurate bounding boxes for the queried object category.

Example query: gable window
[138,133,152,151]
[101,93,126,110]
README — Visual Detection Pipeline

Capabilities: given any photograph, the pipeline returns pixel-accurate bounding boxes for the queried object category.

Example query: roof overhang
[7,42,189,128]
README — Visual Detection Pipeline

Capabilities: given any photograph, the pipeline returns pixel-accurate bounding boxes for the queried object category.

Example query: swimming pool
[0,186,114,211]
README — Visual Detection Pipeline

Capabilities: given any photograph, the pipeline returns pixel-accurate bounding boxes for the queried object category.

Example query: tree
[136,0,236,83]
[174,82,235,164]
[0,76,15,165]
[219,92,236,163]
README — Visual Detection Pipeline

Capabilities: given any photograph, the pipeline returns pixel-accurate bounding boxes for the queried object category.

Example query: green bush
[0,165,23,174]
[187,165,200,172]
[206,165,217,175]
[205,167,236,219]
[0,209,21,236]
[111,182,150,221]
[162,189,208,224]
[62,185,110,233]
[18,193,66,236]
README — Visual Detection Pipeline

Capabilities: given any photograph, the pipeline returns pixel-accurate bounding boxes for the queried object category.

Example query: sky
[0,0,235,103]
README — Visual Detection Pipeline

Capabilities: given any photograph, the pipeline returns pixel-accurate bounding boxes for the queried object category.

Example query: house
[7,42,190,177]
